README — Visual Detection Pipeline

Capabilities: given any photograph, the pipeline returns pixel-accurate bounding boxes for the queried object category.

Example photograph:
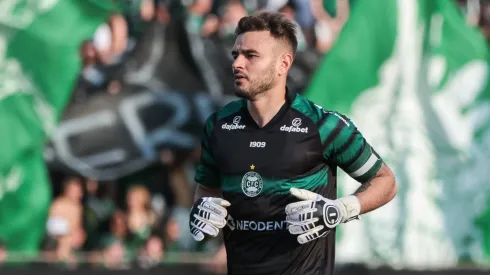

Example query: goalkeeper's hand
[285,188,361,244]
[189,197,231,241]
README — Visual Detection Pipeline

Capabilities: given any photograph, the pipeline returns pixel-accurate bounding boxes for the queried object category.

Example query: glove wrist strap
[338,195,361,223]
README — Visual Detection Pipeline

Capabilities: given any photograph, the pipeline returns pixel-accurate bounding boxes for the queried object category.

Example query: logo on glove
[324,205,340,226]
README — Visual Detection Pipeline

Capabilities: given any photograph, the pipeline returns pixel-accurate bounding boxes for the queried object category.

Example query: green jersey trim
[221,165,330,195]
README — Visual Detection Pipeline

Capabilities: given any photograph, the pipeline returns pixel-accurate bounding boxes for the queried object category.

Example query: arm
[194,113,221,197]
[285,110,396,244]
[321,111,397,215]
[353,163,397,214]
[189,113,229,242]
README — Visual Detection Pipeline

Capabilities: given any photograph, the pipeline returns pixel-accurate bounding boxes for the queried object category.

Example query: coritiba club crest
[241,164,263,197]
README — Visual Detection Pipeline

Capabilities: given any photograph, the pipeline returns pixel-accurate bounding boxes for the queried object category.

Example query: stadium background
[1,0,490,274]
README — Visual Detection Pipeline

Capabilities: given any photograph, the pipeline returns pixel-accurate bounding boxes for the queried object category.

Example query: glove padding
[189,197,230,241]
[285,188,360,244]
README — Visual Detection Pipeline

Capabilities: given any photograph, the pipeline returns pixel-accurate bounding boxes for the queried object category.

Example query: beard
[234,64,276,101]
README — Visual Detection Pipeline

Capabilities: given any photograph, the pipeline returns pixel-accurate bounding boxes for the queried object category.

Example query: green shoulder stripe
[290,94,324,124]
[216,99,245,121]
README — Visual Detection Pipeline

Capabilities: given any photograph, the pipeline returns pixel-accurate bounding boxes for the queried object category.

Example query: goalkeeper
[189,11,397,275]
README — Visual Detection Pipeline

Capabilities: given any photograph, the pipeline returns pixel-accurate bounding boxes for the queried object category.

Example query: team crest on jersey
[241,171,263,197]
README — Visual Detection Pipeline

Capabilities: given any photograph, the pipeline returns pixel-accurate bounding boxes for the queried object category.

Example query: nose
[232,55,245,72]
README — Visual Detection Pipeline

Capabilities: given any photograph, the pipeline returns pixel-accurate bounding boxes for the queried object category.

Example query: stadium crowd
[0,0,488,273]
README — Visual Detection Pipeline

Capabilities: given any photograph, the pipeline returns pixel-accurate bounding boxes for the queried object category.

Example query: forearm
[194,184,223,203]
[353,163,397,214]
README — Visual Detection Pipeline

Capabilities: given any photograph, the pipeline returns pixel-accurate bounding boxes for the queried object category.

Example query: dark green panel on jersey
[216,100,245,121]
[329,123,362,166]
[201,113,217,149]
[319,116,343,146]
[290,96,322,124]
[200,145,217,166]
[221,167,330,195]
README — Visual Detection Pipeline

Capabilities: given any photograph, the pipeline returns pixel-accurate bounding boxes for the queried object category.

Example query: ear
[278,52,293,76]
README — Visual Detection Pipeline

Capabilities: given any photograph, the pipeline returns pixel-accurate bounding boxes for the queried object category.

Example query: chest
[211,116,323,179]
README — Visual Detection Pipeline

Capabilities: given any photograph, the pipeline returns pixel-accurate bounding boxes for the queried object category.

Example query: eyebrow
[231,49,259,56]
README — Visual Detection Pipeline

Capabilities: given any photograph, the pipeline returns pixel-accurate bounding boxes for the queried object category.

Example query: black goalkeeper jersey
[194,88,382,275]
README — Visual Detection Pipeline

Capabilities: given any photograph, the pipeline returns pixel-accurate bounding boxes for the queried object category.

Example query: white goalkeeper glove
[285,188,361,244]
[189,197,230,241]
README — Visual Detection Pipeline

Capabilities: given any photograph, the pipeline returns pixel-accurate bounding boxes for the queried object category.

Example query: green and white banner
[0,0,122,252]
[307,0,490,268]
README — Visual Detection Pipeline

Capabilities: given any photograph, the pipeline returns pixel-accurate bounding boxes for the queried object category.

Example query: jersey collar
[243,86,296,130]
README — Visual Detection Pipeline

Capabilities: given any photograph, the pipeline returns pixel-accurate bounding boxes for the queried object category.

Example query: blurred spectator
[110,211,129,241]
[457,0,481,26]
[290,0,315,29]
[45,177,85,263]
[97,235,129,269]
[277,1,308,51]
[137,235,164,269]
[219,0,249,41]
[185,0,214,35]
[126,185,158,244]
[479,0,490,41]
[0,240,6,266]
[84,181,117,250]
[162,216,182,252]
[311,0,350,53]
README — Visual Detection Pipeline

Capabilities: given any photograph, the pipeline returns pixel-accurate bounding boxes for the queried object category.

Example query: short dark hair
[235,11,298,55]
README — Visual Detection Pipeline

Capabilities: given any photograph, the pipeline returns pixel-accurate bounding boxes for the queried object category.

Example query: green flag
[0,0,122,253]
[306,0,490,267]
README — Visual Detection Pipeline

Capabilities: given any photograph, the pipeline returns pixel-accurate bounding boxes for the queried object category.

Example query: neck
[247,85,287,128]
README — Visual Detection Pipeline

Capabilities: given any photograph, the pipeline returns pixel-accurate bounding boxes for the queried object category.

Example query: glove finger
[285,200,314,215]
[201,199,229,217]
[297,226,328,244]
[194,210,227,228]
[286,209,317,223]
[205,197,231,207]
[290,188,319,201]
[288,221,317,235]
[190,226,205,241]
[191,219,219,237]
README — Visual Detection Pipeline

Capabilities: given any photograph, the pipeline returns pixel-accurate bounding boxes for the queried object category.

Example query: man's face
[231,31,281,100]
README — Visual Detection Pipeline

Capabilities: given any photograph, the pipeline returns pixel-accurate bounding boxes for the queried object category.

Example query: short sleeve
[194,113,221,188]
[319,111,382,183]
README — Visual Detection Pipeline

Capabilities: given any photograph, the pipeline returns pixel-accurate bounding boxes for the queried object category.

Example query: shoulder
[203,99,245,133]
[290,94,350,126]
[216,99,245,121]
